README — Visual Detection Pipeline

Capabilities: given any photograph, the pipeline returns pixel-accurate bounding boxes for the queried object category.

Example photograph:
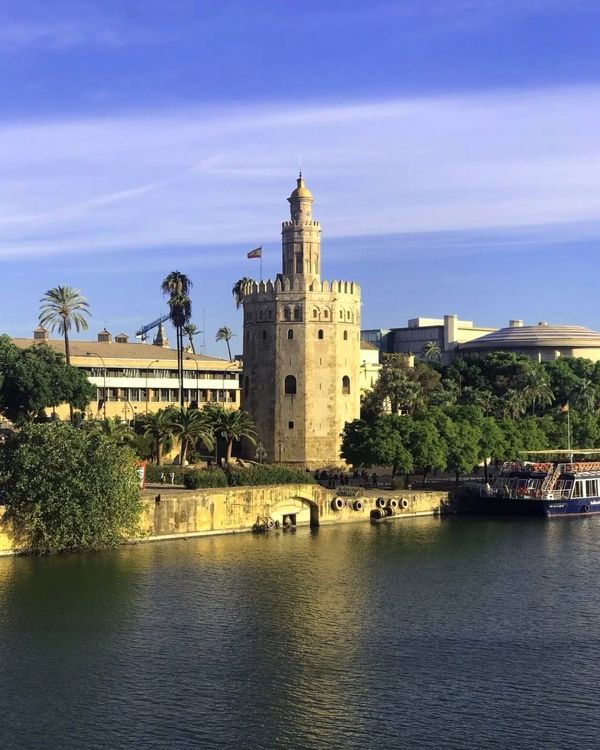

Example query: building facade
[363,314,497,365]
[241,176,361,467]
[12,328,241,421]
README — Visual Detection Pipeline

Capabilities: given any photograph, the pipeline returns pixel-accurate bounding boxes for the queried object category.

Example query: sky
[2,0,600,356]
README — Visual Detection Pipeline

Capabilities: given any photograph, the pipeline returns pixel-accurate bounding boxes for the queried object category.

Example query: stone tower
[241,175,361,467]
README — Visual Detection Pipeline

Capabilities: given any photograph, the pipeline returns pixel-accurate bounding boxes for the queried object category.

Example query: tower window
[267,309,273,320]
[288,421,294,429]
[339,310,343,320]
[295,256,303,273]
[262,330,267,341]
[283,307,291,321]
[313,309,318,319]
[259,311,264,321]
[284,375,297,395]
[347,311,351,320]
[324,310,329,319]
[287,329,294,340]
[294,306,302,321]
[342,376,351,395]
[343,330,348,341]
[318,330,324,340]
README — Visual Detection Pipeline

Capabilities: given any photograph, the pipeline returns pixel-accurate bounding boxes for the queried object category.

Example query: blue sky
[2,0,600,356]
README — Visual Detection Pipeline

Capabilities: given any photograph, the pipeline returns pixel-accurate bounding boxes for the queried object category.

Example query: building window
[288,421,294,429]
[283,307,291,321]
[313,309,318,318]
[295,256,302,273]
[287,329,294,340]
[294,305,302,321]
[324,310,329,319]
[267,309,273,320]
[259,310,264,320]
[318,329,324,340]
[284,375,297,395]
[347,311,351,320]
[262,330,267,340]
[343,330,348,341]
[342,376,351,395]
[340,310,343,320]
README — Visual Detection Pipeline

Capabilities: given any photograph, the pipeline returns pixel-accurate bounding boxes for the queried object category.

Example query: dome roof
[461,322,600,351]
[289,174,313,201]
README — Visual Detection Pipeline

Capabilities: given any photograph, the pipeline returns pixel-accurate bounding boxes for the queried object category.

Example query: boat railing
[480,486,572,501]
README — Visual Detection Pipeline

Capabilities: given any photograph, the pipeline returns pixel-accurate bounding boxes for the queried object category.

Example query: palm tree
[232,277,253,309]
[86,417,135,446]
[422,341,441,362]
[503,389,527,420]
[39,285,91,366]
[209,407,257,463]
[572,378,597,412]
[142,409,176,465]
[216,326,235,361]
[523,369,554,416]
[169,406,214,466]
[161,272,193,407]
[183,323,199,354]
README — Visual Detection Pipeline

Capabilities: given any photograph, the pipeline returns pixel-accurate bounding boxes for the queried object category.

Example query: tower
[241,175,361,467]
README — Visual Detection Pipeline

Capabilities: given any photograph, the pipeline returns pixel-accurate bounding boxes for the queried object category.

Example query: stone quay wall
[0,486,452,555]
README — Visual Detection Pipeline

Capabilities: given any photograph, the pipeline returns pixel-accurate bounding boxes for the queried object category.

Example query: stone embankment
[0,485,453,555]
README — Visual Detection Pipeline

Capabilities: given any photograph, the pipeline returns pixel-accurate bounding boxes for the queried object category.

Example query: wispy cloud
[1,85,600,260]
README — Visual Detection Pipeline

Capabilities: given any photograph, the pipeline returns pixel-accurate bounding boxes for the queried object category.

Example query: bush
[183,468,228,489]
[145,464,188,484]
[0,423,142,554]
[226,464,316,487]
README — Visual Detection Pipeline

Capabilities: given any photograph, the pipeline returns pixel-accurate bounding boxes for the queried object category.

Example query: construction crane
[135,314,170,342]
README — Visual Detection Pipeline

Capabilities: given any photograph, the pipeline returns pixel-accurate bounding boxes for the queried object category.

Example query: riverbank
[0,484,452,554]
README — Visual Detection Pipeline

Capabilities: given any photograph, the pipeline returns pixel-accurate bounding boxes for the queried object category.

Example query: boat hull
[463,494,600,518]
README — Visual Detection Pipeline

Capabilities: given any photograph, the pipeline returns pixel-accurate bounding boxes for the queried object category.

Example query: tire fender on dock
[331,497,344,512]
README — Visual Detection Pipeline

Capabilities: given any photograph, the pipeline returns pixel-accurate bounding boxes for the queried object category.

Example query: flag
[247,246,262,259]
[559,402,569,413]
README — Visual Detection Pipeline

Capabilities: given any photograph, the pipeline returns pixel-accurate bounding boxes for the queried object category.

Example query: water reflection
[1,517,599,749]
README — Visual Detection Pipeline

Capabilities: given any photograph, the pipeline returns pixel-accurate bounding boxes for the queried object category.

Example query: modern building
[12,326,241,421]
[359,340,381,394]
[241,175,361,467]
[363,315,497,365]
[457,320,600,362]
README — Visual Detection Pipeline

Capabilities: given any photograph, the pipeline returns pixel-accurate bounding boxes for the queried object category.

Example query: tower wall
[241,178,361,468]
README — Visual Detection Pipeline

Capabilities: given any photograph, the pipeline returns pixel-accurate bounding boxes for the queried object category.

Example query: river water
[1,516,599,750]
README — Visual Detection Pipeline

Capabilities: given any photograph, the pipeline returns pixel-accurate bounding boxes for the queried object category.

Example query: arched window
[347,311,351,320]
[259,310,264,320]
[284,375,297,395]
[294,305,302,321]
[267,309,273,320]
[343,330,348,341]
[313,309,318,319]
[262,330,267,340]
[318,329,324,340]
[283,307,291,321]
[339,310,343,320]
[342,376,351,395]
[323,309,329,319]
[287,329,294,340]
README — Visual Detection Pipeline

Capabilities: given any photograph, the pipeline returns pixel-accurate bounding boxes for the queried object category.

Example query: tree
[86,417,135,446]
[215,326,235,361]
[162,271,193,407]
[208,407,256,463]
[38,285,91,366]
[183,323,199,354]
[141,409,176,465]
[0,423,141,554]
[0,337,95,424]
[169,406,214,466]
[502,389,527,420]
[340,415,413,477]
[422,341,441,362]
[364,354,423,415]
[232,277,253,309]
[522,367,554,416]
[572,377,597,412]
[407,419,447,483]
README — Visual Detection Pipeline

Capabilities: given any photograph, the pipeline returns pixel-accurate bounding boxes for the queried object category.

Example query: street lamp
[145,359,160,415]
[86,351,107,419]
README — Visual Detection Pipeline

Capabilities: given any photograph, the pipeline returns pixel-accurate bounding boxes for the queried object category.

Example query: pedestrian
[160,472,165,484]
[372,472,378,488]
[169,471,175,485]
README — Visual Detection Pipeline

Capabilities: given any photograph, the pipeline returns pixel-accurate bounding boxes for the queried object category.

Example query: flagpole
[260,254,263,282]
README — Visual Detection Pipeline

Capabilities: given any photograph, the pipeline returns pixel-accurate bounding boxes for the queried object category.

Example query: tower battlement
[243,278,360,298]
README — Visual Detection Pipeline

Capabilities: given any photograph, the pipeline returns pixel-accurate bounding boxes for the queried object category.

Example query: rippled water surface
[1,516,600,749]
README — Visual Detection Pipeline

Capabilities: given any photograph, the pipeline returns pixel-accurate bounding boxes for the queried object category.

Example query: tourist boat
[468,451,600,518]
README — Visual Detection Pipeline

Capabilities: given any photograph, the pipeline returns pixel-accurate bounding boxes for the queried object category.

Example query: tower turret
[281,173,321,281]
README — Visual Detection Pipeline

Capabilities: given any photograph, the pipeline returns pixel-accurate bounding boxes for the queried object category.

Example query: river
[0,516,599,749]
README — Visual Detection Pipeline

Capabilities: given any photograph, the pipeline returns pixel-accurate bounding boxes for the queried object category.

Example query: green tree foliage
[215,326,235,361]
[85,417,135,446]
[141,409,176,465]
[207,406,257,463]
[182,323,199,354]
[232,277,253,309]
[168,406,214,466]
[38,285,91,365]
[0,423,142,554]
[340,416,413,476]
[0,337,94,424]
[161,271,193,407]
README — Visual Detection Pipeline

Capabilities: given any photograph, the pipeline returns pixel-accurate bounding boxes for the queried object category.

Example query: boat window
[586,479,598,498]
[573,480,584,499]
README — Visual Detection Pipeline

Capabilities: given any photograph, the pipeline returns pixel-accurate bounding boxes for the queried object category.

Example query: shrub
[226,464,316,487]
[183,469,228,489]
[0,423,142,554]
